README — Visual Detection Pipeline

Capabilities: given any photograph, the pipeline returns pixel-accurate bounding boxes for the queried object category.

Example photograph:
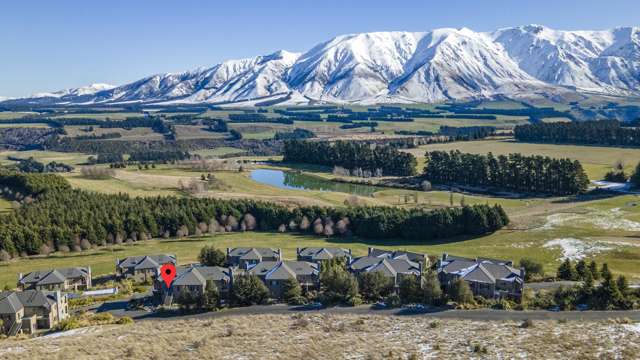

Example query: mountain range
[4,25,639,107]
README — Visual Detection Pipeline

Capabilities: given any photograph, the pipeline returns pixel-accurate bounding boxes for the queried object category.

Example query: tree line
[514,120,640,147]
[423,150,589,195]
[283,140,418,176]
[0,172,508,257]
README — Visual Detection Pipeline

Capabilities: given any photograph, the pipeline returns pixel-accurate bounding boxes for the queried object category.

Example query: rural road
[95,302,640,322]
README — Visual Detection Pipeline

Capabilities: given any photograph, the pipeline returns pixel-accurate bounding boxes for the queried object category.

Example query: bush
[398,276,422,304]
[520,258,544,281]
[198,246,226,266]
[231,275,270,306]
[57,317,80,331]
[319,258,359,305]
[116,316,134,325]
[282,277,303,305]
[384,293,402,308]
[447,278,474,304]
[358,271,394,302]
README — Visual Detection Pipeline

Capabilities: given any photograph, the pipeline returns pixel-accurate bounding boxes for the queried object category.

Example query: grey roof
[0,292,23,314]
[117,255,176,270]
[19,267,89,286]
[249,261,318,280]
[173,265,231,287]
[442,254,512,266]
[12,290,58,309]
[441,258,523,284]
[133,256,160,271]
[368,248,425,263]
[228,248,279,259]
[350,256,420,276]
[297,247,351,260]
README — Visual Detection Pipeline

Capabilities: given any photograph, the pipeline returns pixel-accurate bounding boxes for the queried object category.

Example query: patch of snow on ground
[623,323,640,334]
[39,326,99,339]
[543,238,612,261]
[0,346,26,355]
[537,208,640,232]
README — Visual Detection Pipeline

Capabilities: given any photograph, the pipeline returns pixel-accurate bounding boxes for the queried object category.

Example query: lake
[250,169,382,196]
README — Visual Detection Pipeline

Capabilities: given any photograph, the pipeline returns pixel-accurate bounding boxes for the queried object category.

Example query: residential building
[227,248,281,269]
[296,247,352,264]
[116,254,177,282]
[247,261,319,298]
[18,267,92,291]
[0,290,68,333]
[349,254,422,288]
[367,247,429,267]
[0,292,24,336]
[437,254,524,300]
[156,264,232,305]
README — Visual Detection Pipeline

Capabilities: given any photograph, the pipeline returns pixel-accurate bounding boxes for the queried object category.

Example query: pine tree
[557,259,575,280]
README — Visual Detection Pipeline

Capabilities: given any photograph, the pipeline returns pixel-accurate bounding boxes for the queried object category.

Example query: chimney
[226,248,231,256]
[296,247,300,257]
[368,247,373,256]
[18,273,23,282]
[520,267,526,281]
[277,248,282,260]
[87,267,92,288]
[442,253,448,262]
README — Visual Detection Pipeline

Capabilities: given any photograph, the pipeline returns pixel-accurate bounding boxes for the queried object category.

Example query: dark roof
[133,256,161,270]
[228,248,279,259]
[248,261,318,280]
[19,267,89,286]
[440,258,523,284]
[172,265,231,287]
[368,248,426,263]
[0,292,23,314]
[297,247,351,260]
[350,256,420,277]
[13,290,58,309]
[117,255,176,269]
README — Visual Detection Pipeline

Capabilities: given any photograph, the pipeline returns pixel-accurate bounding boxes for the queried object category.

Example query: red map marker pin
[160,263,176,287]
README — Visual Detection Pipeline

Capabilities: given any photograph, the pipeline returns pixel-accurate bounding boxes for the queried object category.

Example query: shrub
[282,277,303,305]
[198,246,226,266]
[231,275,270,306]
[447,278,474,304]
[520,258,544,281]
[399,276,422,304]
[358,271,394,302]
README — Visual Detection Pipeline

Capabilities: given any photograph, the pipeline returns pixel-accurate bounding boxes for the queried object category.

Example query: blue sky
[1,0,638,97]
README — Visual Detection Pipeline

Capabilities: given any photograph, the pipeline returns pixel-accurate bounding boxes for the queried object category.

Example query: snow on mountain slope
[492,25,640,94]
[31,83,115,99]
[5,25,640,106]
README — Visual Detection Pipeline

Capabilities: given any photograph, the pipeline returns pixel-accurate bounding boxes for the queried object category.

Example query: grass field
[0,150,92,166]
[405,139,640,180]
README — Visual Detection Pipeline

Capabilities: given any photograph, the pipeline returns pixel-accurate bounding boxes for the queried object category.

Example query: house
[227,248,281,269]
[437,254,524,300]
[0,292,24,336]
[0,290,68,333]
[247,261,319,298]
[116,254,177,282]
[156,265,232,305]
[367,248,429,267]
[296,247,352,264]
[349,254,422,288]
[18,267,92,291]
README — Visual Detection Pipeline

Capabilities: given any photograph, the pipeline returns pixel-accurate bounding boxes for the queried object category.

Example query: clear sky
[1,0,638,97]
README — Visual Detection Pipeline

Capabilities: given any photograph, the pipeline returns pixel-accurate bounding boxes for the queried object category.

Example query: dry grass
[1,314,638,359]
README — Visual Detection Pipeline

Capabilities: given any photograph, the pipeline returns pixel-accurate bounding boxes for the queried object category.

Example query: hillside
[3,25,639,107]
[1,314,638,359]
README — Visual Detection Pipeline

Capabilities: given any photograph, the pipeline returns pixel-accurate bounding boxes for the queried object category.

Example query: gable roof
[441,258,523,284]
[298,247,351,260]
[133,256,160,271]
[12,290,58,309]
[368,248,425,263]
[350,256,420,276]
[172,265,231,287]
[0,292,23,314]
[117,255,176,269]
[228,248,279,259]
[19,267,89,286]
[249,261,318,279]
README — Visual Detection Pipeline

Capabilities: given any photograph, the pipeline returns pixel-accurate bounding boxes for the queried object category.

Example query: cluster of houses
[0,267,91,336]
[0,247,525,336]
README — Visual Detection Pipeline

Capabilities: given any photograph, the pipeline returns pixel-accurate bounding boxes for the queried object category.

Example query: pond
[250,169,383,196]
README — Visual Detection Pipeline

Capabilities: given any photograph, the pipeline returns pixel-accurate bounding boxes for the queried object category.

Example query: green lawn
[0,150,93,166]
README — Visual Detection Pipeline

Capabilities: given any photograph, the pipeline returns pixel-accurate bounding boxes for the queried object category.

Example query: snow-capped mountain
[5,25,640,106]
